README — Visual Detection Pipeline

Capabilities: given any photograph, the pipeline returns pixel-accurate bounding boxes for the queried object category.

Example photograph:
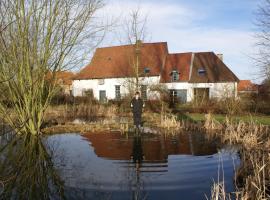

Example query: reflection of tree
[130,133,148,200]
[0,133,65,200]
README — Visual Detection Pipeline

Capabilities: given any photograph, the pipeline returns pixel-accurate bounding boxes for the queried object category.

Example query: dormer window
[170,70,179,82]
[198,68,206,76]
[144,67,150,74]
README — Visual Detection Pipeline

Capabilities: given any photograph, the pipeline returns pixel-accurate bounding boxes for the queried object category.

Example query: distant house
[47,71,74,95]
[56,71,74,95]
[73,42,239,103]
[237,80,258,95]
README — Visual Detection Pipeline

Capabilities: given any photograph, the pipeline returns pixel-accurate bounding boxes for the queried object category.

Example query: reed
[159,114,181,129]
[204,113,223,130]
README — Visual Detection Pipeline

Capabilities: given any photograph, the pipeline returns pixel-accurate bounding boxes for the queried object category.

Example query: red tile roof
[75,42,239,83]
[46,71,74,85]
[160,53,192,83]
[82,131,217,161]
[189,52,239,83]
[55,71,74,85]
[238,80,258,92]
[75,42,168,79]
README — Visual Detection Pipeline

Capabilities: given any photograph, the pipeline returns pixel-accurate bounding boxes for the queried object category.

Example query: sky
[97,0,263,83]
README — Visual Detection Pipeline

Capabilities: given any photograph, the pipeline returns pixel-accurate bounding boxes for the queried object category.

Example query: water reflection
[83,131,219,162]
[0,132,65,200]
[82,131,222,200]
[0,128,239,200]
[45,130,237,200]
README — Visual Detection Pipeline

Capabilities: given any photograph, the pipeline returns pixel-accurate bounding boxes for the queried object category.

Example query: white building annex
[73,42,239,103]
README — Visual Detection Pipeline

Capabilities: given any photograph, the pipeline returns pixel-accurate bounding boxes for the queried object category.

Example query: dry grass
[207,181,230,200]
[159,114,181,129]
[45,104,119,123]
[204,113,223,130]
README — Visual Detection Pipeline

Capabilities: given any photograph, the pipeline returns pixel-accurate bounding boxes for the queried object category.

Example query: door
[99,90,106,103]
[193,88,209,103]
[176,89,187,103]
[170,89,187,104]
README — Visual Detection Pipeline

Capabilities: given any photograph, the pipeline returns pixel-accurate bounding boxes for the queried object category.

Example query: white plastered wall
[72,76,160,100]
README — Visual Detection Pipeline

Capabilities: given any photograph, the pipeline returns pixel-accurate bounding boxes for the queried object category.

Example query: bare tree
[119,7,150,92]
[0,0,105,135]
[255,0,270,80]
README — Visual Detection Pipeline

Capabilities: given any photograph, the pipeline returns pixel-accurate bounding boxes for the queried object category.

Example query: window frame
[140,85,147,100]
[171,70,179,82]
[115,85,121,100]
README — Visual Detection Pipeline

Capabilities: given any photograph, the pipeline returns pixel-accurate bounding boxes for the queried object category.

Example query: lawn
[178,112,270,126]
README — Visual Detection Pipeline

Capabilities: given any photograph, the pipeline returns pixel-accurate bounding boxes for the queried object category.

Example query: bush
[145,100,170,113]
[50,94,98,105]
[175,98,245,115]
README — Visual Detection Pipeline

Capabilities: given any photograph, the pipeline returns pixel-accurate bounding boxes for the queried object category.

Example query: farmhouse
[73,42,239,103]
[237,80,258,95]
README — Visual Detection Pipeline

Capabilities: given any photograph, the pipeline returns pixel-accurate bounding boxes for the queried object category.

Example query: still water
[46,131,240,200]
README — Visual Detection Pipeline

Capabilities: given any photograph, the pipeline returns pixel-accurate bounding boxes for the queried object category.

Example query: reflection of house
[83,131,217,161]
[237,80,258,95]
[73,42,239,103]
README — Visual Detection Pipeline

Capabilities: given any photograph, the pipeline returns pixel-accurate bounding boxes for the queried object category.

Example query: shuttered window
[115,85,121,100]
[141,85,147,100]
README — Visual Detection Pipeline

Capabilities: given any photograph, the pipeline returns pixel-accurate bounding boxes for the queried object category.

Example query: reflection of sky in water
[46,133,240,200]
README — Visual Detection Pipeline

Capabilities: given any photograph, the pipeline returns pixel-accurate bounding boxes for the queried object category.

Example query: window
[98,79,105,85]
[144,67,150,74]
[140,85,147,100]
[198,68,206,76]
[83,89,93,97]
[115,85,121,100]
[171,70,179,82]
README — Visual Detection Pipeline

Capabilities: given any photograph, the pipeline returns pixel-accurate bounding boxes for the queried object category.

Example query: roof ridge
[97,42,168,50]
[168,52,192,55]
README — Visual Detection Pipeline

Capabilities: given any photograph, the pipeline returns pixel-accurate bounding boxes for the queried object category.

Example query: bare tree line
[256,0,270,81]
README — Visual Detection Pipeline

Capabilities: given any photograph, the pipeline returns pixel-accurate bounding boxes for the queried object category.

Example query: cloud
[100,0,260,82]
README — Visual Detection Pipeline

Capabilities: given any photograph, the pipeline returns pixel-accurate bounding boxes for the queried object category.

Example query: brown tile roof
[46,71,74,85]
[189,52,239,83]
[75,42,239,83]
[238,80,258,92]
[160,53,192,83]
[75,42,168,79]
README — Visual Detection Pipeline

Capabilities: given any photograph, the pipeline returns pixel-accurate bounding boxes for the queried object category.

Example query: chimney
[217,54,223,61]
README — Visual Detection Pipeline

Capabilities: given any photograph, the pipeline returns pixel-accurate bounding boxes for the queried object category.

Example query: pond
[45,131,240,200]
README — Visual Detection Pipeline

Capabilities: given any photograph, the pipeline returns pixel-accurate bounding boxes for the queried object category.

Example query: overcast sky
[98,0,262,83]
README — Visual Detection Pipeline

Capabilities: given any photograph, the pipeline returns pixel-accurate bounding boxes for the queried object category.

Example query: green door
[99,90,106,103]
[170,89,187,104]
[176,89,187,103]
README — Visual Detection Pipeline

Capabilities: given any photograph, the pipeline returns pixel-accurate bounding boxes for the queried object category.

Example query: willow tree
[0,0,104,135]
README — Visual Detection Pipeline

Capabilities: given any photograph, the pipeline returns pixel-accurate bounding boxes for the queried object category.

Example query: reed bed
[159,114,182,130]
[205,114,270,200]
[45,104,119,123]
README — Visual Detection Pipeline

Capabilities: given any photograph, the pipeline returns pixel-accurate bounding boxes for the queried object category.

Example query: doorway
[99,90,107,103]
[193,88,209,103]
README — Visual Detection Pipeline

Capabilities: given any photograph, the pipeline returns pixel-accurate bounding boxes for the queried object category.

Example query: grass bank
[179,112,270,126]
